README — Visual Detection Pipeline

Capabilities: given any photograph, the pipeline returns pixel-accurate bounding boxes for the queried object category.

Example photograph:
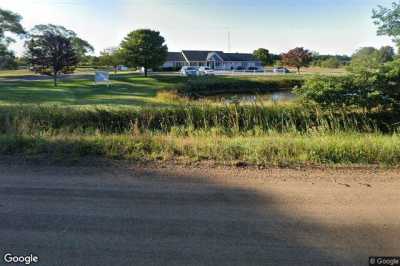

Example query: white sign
[95,71,110,86]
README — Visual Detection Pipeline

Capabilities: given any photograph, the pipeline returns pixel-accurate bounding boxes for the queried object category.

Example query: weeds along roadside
[0,103,397,135]
[0,103,399,166]
[0,132,399,166]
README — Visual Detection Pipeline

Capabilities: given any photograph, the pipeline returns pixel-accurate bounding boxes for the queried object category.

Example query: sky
[1,0,396,56]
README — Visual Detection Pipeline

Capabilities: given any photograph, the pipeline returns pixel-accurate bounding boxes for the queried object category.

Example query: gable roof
[217,52,258,62]
[167,50,260,62]
[166,52,186,62]
[182,50,223,61]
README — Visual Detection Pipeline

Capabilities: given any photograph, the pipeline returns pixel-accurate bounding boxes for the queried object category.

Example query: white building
[162,50,262,71]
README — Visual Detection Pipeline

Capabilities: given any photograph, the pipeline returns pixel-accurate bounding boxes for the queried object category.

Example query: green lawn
[0,71,306,108]
[0,67,344,108]
[0,73,189,107]
[0,69,39,78]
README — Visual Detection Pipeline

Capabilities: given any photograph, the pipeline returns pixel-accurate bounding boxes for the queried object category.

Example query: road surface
[0,162,399,265]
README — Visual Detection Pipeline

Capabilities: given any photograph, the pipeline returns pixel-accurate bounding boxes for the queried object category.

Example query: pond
[267,91,296,102]
[205,90,297,103]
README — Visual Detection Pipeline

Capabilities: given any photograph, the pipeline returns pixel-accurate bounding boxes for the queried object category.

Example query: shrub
[296,59,400,112]
[178,77,303,98]
[320,58,341,68]
[295,75,362,109]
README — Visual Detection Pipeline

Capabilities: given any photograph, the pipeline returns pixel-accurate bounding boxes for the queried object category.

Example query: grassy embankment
[0,70,399,167]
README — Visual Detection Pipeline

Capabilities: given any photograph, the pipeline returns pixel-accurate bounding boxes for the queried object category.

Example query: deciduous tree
[0,8,25,44]
[253,48,270,66]
[0,8,25,69]
[120,29,168,77]
[281,47,312,74]
[373,2,400,49]
[25,25,92,86]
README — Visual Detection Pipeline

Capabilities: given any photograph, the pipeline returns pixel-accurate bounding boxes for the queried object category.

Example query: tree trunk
[144,59,148,77]
[297,66,300,74]
[53,70,58,87]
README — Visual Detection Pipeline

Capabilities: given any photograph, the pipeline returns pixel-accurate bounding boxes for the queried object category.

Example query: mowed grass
[286,67,348,76]
[0,68,340,109]
[0,69,39,78]
[0,74,187,107]
[0,71,304,107]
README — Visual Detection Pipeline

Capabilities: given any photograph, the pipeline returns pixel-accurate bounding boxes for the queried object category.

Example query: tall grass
[1,103,399,166]
[0,104,398,135]
[1,132,399,166]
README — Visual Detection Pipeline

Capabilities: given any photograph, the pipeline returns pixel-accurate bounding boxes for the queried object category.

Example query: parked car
[235,66,245,71]
[198,67,215,76]
[273,67,290,73]
[180,66,199,77]
[139,67,153,74]
[116,65,129,71]
[246,66,264,72]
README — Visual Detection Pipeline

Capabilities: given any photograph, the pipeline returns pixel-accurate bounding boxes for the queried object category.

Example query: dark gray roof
[166,52,186,62]
[217,52,258,62]
[182,50,223,61]
[182,50,259,62]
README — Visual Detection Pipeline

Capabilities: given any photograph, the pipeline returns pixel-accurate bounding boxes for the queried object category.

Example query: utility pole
[228,31,231,52]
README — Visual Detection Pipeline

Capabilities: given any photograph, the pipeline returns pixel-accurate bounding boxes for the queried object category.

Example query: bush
[320,58,341,68]
[296,59,400,112]
[178,77,303,98]
[32,66,76,75]
[295,75,362,109]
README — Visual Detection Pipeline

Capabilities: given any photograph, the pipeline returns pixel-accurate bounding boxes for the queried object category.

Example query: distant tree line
[253,47,352,72]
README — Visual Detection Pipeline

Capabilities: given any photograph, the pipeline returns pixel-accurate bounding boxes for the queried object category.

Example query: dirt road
[0,162,399,265]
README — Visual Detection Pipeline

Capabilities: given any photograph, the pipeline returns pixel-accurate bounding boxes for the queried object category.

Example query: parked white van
[180,66,199,77]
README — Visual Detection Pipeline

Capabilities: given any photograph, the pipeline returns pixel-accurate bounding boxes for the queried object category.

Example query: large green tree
[30,24,94,59]
[25,25,92,86]
[0,8,25,44]
[120,29,168,77]
[253,48,270,66]
[0,8,25,69]
[281,47,312,74]
[373,1,400,49]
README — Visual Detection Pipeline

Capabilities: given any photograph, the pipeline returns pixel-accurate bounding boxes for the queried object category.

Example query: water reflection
[207,90,296,103]
[269,91,296,102]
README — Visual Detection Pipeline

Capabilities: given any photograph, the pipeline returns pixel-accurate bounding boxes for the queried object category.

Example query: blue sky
[1,0,396,56]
